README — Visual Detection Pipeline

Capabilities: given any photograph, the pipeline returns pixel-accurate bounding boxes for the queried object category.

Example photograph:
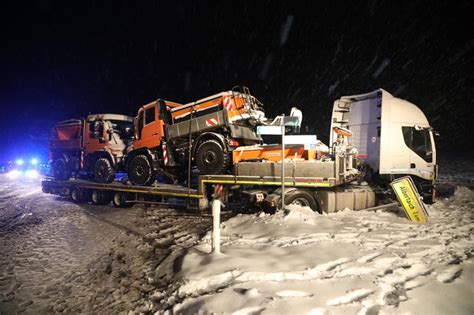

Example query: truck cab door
[84,120,105,153]
[133,104,164,149]
[401,125,436,181]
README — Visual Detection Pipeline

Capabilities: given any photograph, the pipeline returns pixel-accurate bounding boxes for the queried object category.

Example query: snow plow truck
[49,114,134,183]
[126,87,272,185]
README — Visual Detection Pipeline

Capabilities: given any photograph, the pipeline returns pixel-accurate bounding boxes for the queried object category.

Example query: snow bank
[166,188,474,314]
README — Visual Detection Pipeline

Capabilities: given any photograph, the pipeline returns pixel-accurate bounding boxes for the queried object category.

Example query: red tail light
[228,139,240,147]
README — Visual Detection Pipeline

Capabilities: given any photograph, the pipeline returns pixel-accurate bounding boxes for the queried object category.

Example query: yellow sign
[390,176,429,223]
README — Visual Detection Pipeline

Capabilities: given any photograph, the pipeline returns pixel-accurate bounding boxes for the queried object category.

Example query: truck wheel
[71,187,85,203]
[195,139,230,175]
[52,158,71,181]
[91,189,110,205]
[129,155,156,186]
[112,192,133,208]
[94,158,116,183]
[285,189,321,213]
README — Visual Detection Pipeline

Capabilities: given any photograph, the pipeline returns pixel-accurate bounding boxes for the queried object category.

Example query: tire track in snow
[175,257,352,298]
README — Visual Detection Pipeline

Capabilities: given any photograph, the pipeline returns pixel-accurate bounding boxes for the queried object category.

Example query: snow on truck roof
[86,114,133,122]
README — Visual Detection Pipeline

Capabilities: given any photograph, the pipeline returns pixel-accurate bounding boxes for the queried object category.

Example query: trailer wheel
[71,187,85,203]
[195,139,230,175]
[112,192,133,208]
[91,189,111,205]
[94,158,116,183]
[285,189,321,213]
[52,158,71,181]
[129,155,156,186]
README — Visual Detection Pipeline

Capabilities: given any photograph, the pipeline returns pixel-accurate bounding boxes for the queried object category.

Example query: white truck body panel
[330,89,436,181]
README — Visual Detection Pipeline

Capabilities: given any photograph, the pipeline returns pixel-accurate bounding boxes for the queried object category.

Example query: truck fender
[193,132,227,156]
[125,148,155,168]
[94,150,116,166]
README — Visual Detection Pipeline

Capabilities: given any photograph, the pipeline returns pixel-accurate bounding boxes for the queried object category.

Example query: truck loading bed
[42,178,202,199]
[42,169,345,202]
[42,155,360,213]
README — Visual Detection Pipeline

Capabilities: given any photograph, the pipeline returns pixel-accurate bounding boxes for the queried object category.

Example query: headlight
[7,170,22,179]
[25,169,39,178]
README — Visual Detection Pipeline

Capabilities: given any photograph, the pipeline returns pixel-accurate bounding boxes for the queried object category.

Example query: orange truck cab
[49,114,134,182]
[126,88,267,186]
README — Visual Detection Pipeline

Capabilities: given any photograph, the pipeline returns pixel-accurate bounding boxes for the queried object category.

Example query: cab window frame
[137,111,144,139]
[402,126,433,163]
[145,106,156,126]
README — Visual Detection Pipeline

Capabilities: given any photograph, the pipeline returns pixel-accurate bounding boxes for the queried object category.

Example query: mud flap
[390,176,429,223]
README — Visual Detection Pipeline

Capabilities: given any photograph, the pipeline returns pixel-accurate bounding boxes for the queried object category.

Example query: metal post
[186,106,195,209]
[212,199,221,254]
[281,114,285,210]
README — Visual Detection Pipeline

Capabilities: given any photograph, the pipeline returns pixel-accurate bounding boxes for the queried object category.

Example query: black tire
[71,187,85,203]
[91,189,110,205]
[195,139,230,175]
[52,158,71,181]
[112,192,133,208]
[94,158,116,183]
[129,154,156,186]
[285,189,320,213]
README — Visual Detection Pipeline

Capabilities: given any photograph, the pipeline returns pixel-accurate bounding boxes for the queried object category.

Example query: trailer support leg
[212,199,221,254]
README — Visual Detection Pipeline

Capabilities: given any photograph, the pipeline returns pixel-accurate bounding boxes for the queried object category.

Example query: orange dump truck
[49,114,134,182]
[126,88,267,185]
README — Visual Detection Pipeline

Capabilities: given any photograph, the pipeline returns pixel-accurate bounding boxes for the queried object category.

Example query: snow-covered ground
[1,157,473,314]
[167,187,474,314]
[0,175,212,314]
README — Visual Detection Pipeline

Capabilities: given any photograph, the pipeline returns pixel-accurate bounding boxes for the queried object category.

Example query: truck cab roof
[86,114,133,122]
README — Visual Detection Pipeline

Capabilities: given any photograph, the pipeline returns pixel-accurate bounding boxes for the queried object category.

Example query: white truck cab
[330,89,437,203]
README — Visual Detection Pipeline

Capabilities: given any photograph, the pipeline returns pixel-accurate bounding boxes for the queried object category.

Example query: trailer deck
[42,171,345,200]
[42,155,360,212]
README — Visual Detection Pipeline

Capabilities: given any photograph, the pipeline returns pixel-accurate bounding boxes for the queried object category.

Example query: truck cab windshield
[109,120,134,141]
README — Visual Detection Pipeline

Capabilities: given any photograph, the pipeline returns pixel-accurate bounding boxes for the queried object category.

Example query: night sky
[1,0,473,162]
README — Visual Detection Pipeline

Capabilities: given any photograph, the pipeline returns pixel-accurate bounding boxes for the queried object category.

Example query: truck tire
[129,154,156,186]
[195,139,230,175]
[52,158,71,181]
[285,189,321,213]
[91,189,110,205]
[71,187,85,203]
[94,158,116,183]
[112,192,133,208]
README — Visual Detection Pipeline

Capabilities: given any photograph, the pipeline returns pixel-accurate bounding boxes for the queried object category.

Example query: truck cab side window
[402,126,432,163]
[145,107,155,125]
[90,121,103,139]
[137,111,144,139]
